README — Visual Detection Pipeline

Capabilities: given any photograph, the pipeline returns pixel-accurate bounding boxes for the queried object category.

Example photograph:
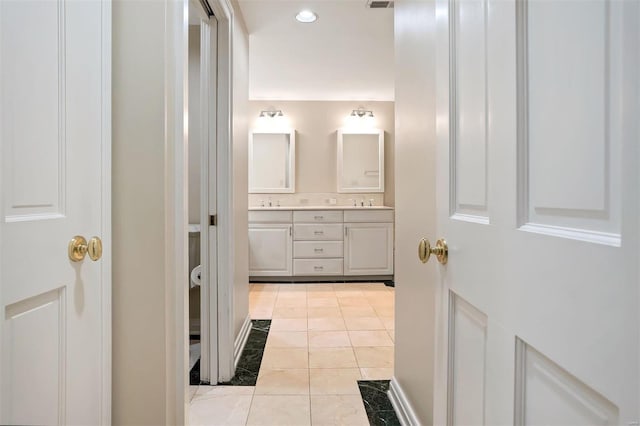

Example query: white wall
[112,0,251,421]
[393,0,438,423]
[248,100,395,206]
[232,3,250,338]
[112,1,169,423]
[239,0,394,101]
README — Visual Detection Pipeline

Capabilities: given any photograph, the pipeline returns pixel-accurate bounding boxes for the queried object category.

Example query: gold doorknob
[68,236,103,262]
[418,238,448,265]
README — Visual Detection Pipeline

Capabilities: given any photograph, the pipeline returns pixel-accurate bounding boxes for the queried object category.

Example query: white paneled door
[434,0,639,424]
[0,1,110,425]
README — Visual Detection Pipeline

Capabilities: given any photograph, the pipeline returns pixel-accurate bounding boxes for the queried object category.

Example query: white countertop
[248,205,393,211]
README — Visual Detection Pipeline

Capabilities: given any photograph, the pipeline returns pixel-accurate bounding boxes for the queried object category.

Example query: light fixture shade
[351,108,374,118]
[296,10,318,23]
[259,109,284,118]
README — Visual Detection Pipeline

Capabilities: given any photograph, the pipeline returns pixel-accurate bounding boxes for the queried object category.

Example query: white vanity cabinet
[248,208,394,279]
[248,211,293,276]
[343,210,394,276]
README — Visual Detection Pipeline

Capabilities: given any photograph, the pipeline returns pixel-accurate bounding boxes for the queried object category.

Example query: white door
[0,1,110,425]
[344,223,394,276]
[249,224,293,276]
[433,0,639,424]
[198,9,219,384]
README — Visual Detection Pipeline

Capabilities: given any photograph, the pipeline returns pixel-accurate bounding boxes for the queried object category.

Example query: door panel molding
[449,0,490,223]
[514,338,618,426]
[516,0,622,245]
[447,291,487,426]
[3,287,66,425]
[3,0,67,221]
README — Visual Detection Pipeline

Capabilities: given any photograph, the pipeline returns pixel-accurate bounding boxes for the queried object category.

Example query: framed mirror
[337,129,384,193]
[249,129,296,193]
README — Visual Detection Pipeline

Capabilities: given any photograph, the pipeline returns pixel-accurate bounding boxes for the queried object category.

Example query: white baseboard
[389,378,422,426]
[233,315,252,369]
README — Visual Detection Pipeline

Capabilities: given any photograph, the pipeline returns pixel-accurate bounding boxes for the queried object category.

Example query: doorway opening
[184,0,235,395]
[187,0,218,387]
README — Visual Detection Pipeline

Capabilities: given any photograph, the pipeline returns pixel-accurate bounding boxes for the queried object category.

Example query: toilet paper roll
[190,265,202,288]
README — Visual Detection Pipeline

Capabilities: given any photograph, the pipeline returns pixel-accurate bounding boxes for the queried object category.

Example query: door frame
[166,0,235,420]
[190,0,217,386]
[164,0,189,422]
[192,0,235,385]
[433,1,452,424]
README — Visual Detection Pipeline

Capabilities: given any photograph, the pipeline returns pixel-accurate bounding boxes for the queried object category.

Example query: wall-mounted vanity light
[350,107,374,118]
[344,106,377,130]
[259,109,284,118]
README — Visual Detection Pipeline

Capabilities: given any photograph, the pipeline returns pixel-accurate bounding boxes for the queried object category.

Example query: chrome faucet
[369,199,374,207]
[360,199,365,207]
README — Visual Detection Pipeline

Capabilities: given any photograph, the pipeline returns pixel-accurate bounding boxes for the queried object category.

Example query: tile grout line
[306,290,312,426]
[244,387,256,426]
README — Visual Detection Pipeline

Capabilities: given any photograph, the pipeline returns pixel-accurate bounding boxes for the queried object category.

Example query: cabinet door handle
[314,266,324,271]
[314,215,324,220]
[314,231,324,235]
[345,227,348,237]
[314,248,324,252]
[289,226,292,236]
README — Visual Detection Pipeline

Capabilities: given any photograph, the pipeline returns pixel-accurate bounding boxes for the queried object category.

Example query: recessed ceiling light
[295,10,317,23]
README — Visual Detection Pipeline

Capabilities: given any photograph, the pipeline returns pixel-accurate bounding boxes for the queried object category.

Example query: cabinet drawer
[293,210,343,223]
[294,241,343,259]
[293,224,344,241]
[343,210,394,223]
[249,210,293,223]
[294,259,343,276]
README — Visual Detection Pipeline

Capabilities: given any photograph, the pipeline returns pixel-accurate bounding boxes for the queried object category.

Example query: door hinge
[209,215,217,226]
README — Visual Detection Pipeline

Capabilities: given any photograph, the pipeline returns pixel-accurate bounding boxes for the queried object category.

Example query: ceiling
[238,0,394,101]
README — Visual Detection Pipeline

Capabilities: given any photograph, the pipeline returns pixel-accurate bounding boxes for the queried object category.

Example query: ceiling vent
[366,0,394,8]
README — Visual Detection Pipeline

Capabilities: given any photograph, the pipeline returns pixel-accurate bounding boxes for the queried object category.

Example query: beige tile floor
[189,282,395,426]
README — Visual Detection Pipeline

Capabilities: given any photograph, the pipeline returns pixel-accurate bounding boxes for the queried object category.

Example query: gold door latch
[68,236,103,262]
[418,238,448,265]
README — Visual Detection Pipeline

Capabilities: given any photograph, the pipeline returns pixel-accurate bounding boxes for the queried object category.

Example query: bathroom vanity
[248,207,394,281]
[248,124,392,281]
